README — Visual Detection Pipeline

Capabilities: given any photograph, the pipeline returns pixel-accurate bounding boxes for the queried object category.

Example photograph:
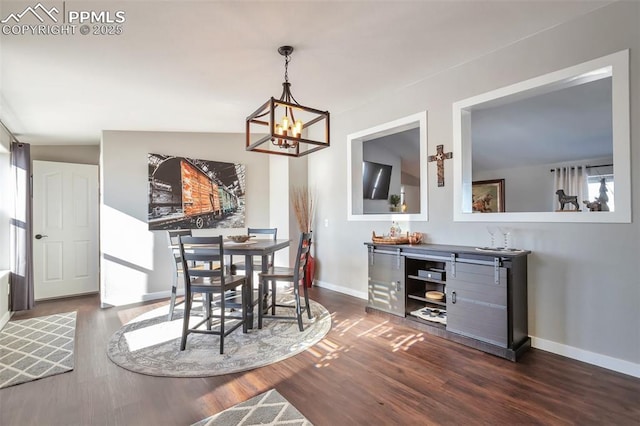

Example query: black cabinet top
[364,242,531,259]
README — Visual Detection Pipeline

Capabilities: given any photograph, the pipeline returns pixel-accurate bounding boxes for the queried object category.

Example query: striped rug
[0,311,76,389]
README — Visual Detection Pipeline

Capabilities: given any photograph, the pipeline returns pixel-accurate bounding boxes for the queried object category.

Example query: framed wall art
[472,179,505,213]
[147,153,246,230]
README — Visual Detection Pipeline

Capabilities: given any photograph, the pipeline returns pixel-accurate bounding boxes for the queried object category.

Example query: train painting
[148,153,245,230]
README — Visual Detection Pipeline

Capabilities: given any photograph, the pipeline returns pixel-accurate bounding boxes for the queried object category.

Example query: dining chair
[179,235,248,354]
[167,229,192,321]
[230,227,278,275]
[257,232,312,331]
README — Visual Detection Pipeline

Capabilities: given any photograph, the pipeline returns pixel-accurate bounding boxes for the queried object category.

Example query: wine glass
[498,227,511,250]
[486,226,497,248]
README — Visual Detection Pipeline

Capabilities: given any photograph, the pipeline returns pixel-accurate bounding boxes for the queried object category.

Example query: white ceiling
[0,0,611,145]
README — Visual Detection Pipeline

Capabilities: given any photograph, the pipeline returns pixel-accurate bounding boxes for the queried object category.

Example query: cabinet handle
[450,253,456,277]
[395,281,401,292]
[451,291,456,304]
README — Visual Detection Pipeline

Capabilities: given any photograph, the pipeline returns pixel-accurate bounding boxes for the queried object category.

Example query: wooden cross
[428,144,453,187]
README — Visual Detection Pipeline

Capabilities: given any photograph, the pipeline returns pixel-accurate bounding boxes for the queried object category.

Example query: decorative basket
[371,231,410,245]
[425,291,445,301]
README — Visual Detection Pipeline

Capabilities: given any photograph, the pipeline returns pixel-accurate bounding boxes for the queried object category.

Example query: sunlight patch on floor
[307,338,347,368]
[391,332,424,352]
[357,320,394,338]
[123,314,226,351]
[332,316,365,336]
[124,319,183,351]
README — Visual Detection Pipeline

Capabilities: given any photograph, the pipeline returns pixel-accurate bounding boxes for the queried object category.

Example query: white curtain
[552,165,587,211]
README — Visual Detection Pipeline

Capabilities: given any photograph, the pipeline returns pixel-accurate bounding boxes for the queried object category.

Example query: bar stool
[257,232,312,331]
[167,229,191,321]
[179,235,248,354]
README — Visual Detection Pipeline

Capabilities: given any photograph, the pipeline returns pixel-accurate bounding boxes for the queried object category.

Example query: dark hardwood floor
[1,288,639,425]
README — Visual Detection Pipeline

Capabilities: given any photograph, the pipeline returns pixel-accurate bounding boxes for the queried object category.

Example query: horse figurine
[555,189,581,211]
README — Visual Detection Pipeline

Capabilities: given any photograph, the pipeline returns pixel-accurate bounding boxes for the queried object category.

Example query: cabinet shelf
[407,274,445,285]
[408,294,446,307]
[406,314,447,329]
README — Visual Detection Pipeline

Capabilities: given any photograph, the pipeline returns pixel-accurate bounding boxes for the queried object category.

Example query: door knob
[35,234,48,239]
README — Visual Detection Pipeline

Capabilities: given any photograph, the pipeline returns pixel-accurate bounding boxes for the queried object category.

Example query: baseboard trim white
[531,336,640,378]
[0,310,11,330]
[101,289,183,308]
[314,280,367,300]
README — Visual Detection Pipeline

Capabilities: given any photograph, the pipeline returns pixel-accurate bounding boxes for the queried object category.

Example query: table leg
[204,293,212,331]
[261,255,269,310]
[245,254,254,329]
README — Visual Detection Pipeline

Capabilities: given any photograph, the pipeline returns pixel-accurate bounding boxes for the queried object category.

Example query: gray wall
[100,130,271,306]
[309,2,639,374]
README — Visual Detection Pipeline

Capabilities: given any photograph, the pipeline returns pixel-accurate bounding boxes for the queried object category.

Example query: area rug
[192,389,313,426]
[106,296,331,377]
[0,311,76,389]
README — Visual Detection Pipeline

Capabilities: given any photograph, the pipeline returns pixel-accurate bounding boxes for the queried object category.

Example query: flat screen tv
[363,161,392,200]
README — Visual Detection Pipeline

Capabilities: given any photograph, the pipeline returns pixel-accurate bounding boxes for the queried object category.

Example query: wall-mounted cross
[428,144,453,187]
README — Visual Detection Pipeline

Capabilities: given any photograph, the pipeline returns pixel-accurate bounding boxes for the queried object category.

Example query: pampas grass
[291,186,315,232]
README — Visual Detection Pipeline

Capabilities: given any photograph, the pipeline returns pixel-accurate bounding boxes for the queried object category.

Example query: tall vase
[305,253,315,288]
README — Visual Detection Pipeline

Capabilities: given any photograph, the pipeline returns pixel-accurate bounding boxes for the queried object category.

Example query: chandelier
[246,46,330,157]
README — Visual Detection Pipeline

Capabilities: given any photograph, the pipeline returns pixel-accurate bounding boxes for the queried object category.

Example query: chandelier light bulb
[294,119,303,138]
[282,116,290,132]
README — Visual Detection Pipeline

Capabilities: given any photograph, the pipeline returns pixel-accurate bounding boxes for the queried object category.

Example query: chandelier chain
[284,53,290,84]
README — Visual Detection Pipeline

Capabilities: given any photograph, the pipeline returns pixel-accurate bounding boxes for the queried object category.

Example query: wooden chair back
[293,232,312,284]
[179,236,227,287]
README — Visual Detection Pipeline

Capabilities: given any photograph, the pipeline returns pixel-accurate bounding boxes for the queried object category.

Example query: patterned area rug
[192,389,313,426]
[106,296,331,377]
[0,311,76,389]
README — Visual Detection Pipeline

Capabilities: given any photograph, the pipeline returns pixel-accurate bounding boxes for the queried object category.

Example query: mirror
[453,50,630,223]
[348,112,428,221]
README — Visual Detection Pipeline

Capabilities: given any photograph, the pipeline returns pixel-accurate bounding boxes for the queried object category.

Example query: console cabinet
[365,243,530,361]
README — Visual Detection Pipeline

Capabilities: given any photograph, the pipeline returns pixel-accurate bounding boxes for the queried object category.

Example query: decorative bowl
[425,291,444,301]
[227,235,252,243]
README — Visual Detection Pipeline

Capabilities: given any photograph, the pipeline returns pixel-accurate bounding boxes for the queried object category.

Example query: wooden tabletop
[221,239,290,255]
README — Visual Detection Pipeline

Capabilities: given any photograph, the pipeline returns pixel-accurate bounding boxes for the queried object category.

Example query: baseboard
[314,280,367,300]
[0,310,11,330]
[101,289,183,308]
[531,336,640,378]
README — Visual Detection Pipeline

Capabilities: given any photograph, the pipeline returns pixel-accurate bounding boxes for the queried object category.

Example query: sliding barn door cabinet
[365,243,530,361]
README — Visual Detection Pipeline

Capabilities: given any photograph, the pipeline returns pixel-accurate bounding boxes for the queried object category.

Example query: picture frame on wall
[472,179,505,213]
[147,153,246,230]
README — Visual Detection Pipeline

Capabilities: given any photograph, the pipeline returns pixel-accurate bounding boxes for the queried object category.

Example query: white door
[33,161,99,300]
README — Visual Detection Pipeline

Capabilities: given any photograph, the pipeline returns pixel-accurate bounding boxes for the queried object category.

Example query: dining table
[222,238,290,329]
